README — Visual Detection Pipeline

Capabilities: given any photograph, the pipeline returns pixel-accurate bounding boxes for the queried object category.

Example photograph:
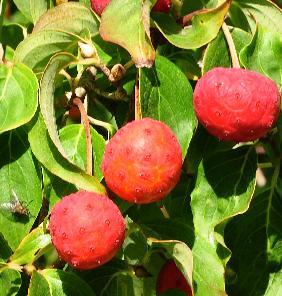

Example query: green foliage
[0,0,281,295]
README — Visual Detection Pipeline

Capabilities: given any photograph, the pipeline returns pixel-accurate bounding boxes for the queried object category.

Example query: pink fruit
[49,191,125,270]
[90,0,171,16]
[102,118,182,204]
[156,260,193,296]
[193,67,280,142]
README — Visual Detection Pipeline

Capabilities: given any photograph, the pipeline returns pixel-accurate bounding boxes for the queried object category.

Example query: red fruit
[193,68,280,142]
[49,191,125,270]
[102,118,182,204]
[90,0,110,16]
[156,260,193,296]
[153,0,171,13]
[90,0,170,16]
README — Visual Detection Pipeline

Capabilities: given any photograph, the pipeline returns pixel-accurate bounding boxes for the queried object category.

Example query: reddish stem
[135,77,141,120]
[73,97,93,175]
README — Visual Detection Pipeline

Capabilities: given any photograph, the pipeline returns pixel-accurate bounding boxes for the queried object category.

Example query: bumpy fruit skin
[49,191,125,270]
[156,260,193,296]
[102,118,182,204]
[193,67,280,142]
[90,0,171,16]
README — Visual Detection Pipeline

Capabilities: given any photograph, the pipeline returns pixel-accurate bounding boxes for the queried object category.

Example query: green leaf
[0,127,42,251]
[0,63,38,134]
[0,268,21,296]
[59,124,106,181]
[28,111,106,194]
[10,227,51,265]
[13,0,48,24]
[33,2,98,34]
[34,269,96,296]
[152,0,231,49]
[2,23,25,49]
[14,2,99,74]
[29,271,51,296]
[203,28,251,73]
[148,238,193,291]
[39,52,78,159]
[225,167,282,295]
[100,0,155,67]
[233,0,282,36]
[240,24,282,89]
[139,55,197,158]
[191,146,257,295]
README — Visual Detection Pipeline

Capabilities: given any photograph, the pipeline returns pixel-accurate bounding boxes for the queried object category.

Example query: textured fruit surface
[102,118,182,204]
[90,0,110,16]
[49,191,125,270]
[91,0,171,15]
[153,0,171,13]
[156,260,193,296]
[193,67,280,142]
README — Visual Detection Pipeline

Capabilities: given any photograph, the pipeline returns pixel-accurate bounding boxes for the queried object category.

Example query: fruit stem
[135,80,142,120]
[221,22,240,69]
[73,97,93,176]
[88,115,116,138]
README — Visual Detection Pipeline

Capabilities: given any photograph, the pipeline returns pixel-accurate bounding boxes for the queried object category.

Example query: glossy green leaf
[148,238,193,291]
[0,127,42,251]
[39,52,78,159]
[28,111,106,194]
[59,124,105,181]
[33,2,98,34]
[14,2,99,74]
[203,28,251,73]
[40,269,95,296]
[233,0,282,35]
[191,146,257,295]
[0,63,38,134]
[0,268,21,296]
[240,24,282,89]
[225,168,282,295]
[152,0,231,49]
[10,227,51,265]
[139,55,197,158]
[100,0,155,67]
[13,0,47,24]
[29,271,51,296]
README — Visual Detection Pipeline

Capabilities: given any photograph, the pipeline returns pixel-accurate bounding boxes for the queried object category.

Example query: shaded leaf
[100,0,155,67]
[59,124,105,181]
[0,268,21,296]
[28,111,106,194]
[139,55,197,158]
[13,0,48,24]
[0,127,42,251]
[0,63,38,134]
[153,0,231,49]
[225,168,282,295]
[203,28,251,73]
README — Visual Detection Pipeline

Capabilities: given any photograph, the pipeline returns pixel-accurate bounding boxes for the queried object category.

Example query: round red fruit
[153,0,171,13]
[156,260,193,296]
[102,118,182,204]
[49,191,125,270]
[193,67,280,142]
[90,0,110,16]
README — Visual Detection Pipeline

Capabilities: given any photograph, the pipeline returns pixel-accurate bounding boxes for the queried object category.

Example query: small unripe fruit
[102,118,182,204]
[68,106,80,121]
[156,260,193,296]
[193,68,280,142]
[49,191,125,270]
[90,0,171,16]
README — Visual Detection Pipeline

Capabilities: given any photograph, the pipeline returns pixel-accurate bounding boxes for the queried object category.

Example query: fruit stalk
[221,22,240,68]
[73,97,93,175]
